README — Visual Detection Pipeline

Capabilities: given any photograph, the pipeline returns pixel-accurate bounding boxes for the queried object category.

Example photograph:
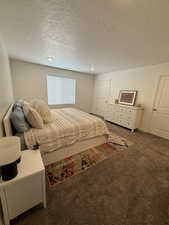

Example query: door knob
[153,108,157,111]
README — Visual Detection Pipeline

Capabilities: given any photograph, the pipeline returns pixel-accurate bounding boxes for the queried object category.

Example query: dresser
[105,104,144,132]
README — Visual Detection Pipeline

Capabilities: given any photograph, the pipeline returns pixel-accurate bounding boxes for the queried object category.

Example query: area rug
[46,133,133,187]
[108,132,133,149]
[46,143,117,186]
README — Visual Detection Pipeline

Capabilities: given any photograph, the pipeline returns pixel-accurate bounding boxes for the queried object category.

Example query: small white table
[0,150,46,225]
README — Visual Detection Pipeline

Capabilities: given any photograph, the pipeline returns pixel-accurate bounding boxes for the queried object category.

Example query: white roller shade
[47,76,76,105]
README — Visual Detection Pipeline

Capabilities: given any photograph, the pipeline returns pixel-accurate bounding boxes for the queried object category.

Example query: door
[93,80,110,117]
[151,75,169,140]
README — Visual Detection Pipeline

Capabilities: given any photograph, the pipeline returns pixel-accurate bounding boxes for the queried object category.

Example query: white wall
[9,57,169,133]
[10,59,94,113]
[0,36,14,137]
[94,62,169,132]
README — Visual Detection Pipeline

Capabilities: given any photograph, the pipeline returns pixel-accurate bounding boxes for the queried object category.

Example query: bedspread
[24,108,109,153]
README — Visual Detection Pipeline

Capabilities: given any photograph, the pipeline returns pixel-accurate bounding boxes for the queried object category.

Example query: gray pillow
[10,102,30,133]
[15,133,27,150]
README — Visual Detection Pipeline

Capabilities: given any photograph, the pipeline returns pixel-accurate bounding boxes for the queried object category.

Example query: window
[47,75,76,105]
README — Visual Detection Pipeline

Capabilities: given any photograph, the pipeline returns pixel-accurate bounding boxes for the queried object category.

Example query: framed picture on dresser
[118,90,137,106]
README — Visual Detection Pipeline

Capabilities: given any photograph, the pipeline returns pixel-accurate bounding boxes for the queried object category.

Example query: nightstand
[0,150,46,225]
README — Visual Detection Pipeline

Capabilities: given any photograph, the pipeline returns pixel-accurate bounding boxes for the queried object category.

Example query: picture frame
[118,90,137,106]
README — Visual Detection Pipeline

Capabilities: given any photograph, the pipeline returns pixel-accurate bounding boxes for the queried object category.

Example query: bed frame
[3,104,108,166]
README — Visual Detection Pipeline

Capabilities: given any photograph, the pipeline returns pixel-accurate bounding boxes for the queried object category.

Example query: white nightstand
[0,150,46,225]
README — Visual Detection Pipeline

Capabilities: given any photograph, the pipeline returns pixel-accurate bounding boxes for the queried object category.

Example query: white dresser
[105,104,143,132]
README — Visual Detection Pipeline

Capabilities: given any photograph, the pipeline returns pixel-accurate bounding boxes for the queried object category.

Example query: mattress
[24,108,109,154]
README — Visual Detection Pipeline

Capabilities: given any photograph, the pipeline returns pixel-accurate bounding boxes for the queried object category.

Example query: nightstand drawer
[4,173,43,219]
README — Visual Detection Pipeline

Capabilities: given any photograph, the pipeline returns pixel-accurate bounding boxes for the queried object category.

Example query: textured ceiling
[0,0,169,74]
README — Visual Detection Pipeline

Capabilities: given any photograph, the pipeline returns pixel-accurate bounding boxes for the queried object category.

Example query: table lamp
[0,137,21,181]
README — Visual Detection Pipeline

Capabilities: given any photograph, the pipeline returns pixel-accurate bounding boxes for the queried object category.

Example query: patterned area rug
[46,143,116,186]
[46,133,133,187]
[108,132,133,149]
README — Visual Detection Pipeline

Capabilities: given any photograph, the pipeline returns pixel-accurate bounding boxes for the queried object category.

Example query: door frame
[150,74,169,134]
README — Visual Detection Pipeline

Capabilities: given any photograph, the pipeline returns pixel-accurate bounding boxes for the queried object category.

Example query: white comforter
[24,108,109,153]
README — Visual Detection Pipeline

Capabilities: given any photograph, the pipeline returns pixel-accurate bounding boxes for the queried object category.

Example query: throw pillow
[10,101,30,133]
[23,102,44,129]
[30,99,52,123]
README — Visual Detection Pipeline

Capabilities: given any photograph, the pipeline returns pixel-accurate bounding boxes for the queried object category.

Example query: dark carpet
[12,122,169,225]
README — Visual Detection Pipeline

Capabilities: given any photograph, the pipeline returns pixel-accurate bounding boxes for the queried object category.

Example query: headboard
[3,104,14,136]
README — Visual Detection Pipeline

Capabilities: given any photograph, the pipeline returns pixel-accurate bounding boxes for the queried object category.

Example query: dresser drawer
[118,107,135,114]
[118,107,126,113]
[125,109,136,116]
[118,119,134,129]
[118,113,134,122]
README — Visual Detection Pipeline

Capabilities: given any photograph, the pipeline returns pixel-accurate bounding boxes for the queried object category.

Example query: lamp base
[1,161,18,181]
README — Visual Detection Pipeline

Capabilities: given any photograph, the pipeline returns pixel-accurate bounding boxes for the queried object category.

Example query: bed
[3,105,109,166]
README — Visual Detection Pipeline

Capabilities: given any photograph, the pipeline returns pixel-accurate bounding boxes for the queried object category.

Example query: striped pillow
[23,102,44,129]
[30,99,52,124]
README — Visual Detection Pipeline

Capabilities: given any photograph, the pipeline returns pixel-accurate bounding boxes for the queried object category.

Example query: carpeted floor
[12,122,169,225]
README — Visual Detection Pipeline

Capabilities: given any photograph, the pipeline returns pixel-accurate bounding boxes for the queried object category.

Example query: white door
[151,75,169,140]
[93,80,110,117]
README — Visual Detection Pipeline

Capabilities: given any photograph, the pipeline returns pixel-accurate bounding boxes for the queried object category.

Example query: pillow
[12,100,23,111]
[30,99,52,123]
[10,101,30,133]
[23,102,44,129]
[15,133,27,150]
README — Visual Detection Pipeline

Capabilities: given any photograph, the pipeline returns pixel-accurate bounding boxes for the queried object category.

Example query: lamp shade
[0,137,21,166]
